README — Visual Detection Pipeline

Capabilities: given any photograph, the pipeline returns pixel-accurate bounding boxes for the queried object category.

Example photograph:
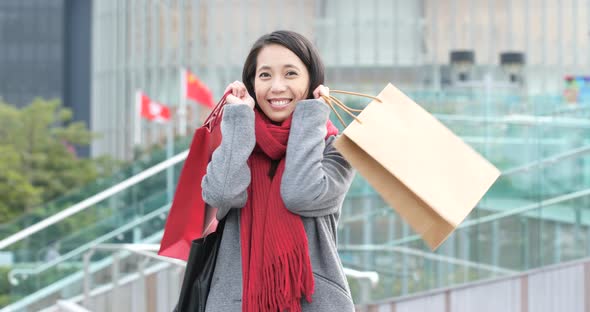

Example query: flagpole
[134,90,142,146]
[179,68,187,136]
[166,120,174,202]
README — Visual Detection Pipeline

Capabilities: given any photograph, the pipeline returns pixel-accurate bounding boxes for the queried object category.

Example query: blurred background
[0,0,589,311]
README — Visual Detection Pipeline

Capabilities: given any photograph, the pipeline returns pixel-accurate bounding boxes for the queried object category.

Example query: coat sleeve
[201,104,255,220]
[280,99,355,217]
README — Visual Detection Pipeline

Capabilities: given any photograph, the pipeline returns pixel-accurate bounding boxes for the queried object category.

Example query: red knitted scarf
[240,108,338,312]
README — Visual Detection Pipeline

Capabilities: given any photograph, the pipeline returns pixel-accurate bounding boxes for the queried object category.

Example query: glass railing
[336,113,590,303]
[1,154,186,308]
[0,138,190,261]
[32,190,169,262]
[5,148,589,308]
[5,192,172,309]
[0,135,191,243]
[339,175,590,303]
[3,91,590,309]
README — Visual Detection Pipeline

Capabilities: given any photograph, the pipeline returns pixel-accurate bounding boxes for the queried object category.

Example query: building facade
[0,0,92,156]
[92,0,590,159]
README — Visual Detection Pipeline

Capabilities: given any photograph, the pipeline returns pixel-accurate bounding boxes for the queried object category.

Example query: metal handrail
[56,300,91,312]
[547,104,590,116]
[86,243,380,284]
[87,243,185,267]
[8,204,170,284]
[339,244,516,275]
[82,243,380,309]
[434,113,590,128]
[501,144,590,176]
[0,231,165,312]
[0,114,590,250]
[0,113,586,310]
[340,143,590,226]
[0,149,189,250]
[384,186,590,247]
[8,186,589,309]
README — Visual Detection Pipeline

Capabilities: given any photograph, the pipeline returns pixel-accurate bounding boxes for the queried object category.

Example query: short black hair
[242,30,325,103]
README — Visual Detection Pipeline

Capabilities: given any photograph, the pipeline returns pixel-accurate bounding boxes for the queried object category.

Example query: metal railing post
[136,257,150,312]
[111,253,120,312]
[83,250,94,308]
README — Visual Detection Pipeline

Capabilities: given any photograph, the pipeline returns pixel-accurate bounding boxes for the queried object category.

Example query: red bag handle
[204,90,233,130]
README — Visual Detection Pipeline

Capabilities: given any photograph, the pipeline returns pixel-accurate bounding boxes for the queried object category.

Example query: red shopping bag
[158,92,230,261]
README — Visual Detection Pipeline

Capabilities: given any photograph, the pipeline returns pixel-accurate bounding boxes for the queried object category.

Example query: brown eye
[259,72,270,78]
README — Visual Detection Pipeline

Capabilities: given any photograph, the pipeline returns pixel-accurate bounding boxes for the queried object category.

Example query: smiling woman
[200,30,355,312]
[253,45,310,122]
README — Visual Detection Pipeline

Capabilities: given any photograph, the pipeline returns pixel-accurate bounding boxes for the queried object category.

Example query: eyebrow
[257,64,300,72]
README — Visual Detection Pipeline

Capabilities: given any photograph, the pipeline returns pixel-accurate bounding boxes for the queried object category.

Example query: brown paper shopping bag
[330,83,501,250]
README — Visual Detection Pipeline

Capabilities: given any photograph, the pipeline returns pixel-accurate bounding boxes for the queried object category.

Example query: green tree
[0,98,114,222]
[0,145,41,221]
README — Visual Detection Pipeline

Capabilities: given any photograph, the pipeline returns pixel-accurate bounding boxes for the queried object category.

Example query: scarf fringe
[244,246,314,312]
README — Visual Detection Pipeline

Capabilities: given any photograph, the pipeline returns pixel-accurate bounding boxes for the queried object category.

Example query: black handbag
[174,218,226,312]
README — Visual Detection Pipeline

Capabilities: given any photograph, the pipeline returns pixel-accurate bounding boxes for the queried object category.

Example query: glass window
[49,44,60,61]
[0,0,66,107]
[3,0,21,9]
[7,45,18,61]
[21,0,35,8]
[22,43,34,61]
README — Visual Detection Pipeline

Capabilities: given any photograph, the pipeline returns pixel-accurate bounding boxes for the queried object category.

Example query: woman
[202,30,355,312]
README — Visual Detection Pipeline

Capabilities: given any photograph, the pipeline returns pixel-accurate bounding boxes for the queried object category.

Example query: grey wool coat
[201,100,356,312]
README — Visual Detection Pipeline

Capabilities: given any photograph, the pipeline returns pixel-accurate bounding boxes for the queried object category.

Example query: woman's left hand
[313,85,330,103]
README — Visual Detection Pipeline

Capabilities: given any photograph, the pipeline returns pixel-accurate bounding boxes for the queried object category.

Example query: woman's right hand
[225,81,255,109]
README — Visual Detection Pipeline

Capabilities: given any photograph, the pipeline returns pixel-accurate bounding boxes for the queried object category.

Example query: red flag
[139,92,171,123]
[185,69,215,108]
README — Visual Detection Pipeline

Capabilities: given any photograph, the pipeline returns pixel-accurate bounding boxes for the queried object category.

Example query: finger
[225,94,235,103]
[233,81,241,92]
[227,94,240,104]
[232,83,239,96]
[313,87,320,99]
[315,85,325,98]
[227,83,237,94]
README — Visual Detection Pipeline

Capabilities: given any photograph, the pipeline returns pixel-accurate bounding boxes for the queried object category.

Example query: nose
[270,78,287,93]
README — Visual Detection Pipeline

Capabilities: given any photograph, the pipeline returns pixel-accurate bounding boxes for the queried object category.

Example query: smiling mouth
[268,99,293,108]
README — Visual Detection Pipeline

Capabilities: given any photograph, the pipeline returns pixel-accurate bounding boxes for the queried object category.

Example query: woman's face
[254,44,310,123]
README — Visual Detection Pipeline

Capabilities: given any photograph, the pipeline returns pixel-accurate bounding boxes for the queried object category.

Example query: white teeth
[269,100,290,106]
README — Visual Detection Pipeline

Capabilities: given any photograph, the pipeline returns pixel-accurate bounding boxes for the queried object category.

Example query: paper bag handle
[331,90,382,102]
[321,90,382,127]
